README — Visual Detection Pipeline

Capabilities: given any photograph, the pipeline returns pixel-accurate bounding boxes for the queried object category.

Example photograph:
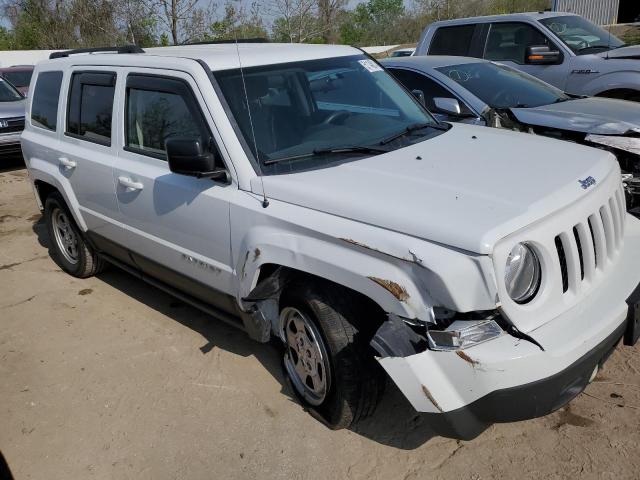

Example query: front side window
[436,61,569,109]
[67,71,116,145]
[540,15,625,55]
[3,70,33,88]
[387,68,474,116]
[31,71,63,131]
[0,78,23,102]
[429,25,476,56]
[484,22,554,64]
[125,76,210,159]
[214,55,443,174]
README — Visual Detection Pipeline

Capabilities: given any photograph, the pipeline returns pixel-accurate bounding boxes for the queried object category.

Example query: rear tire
[280,281,385,429]
[44,192,103,278]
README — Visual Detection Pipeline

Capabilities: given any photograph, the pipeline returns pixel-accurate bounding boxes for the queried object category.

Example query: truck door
[483,22,570,90]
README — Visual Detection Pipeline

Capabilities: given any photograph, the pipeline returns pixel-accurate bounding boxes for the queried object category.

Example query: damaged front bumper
[375,215,640,440]
[585,134,640,215]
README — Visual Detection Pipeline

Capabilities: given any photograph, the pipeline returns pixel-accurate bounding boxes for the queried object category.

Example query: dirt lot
[1,163,640,479]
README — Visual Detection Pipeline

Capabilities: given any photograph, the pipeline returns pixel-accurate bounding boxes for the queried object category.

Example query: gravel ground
[1,164,640,480]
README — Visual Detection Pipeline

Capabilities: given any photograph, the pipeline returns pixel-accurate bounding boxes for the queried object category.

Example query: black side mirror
[411,89,426,106]
[166,137,228,181]
[525,45,561,65]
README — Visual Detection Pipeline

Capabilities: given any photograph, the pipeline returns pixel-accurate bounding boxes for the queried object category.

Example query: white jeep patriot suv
[22,43,640,439]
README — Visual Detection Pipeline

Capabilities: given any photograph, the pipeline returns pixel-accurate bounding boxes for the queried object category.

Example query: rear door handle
[118,176,144,191]
[58,157,76,170]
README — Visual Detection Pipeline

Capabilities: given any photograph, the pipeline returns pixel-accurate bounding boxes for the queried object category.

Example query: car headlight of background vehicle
[504,243,541,304]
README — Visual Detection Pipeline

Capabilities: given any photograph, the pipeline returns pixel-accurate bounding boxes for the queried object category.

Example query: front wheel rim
[51,207,79,265]
[281,307,331,406]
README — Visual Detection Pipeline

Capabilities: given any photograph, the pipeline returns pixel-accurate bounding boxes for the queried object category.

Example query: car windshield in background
[540,15,625,55]
[435,61,569,109]
[214,54,442,174]
[0,78,23,102]
[3,70,33,88]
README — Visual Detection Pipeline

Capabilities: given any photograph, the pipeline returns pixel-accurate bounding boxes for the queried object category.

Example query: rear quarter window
[31,71,63,131]
[429,25,477,56]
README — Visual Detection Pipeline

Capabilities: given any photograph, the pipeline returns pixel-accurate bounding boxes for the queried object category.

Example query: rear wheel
[280,281,385,429]
[45,192,103,278]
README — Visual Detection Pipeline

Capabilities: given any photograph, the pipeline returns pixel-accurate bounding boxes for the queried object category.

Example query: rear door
[112,69,235,310]
[55,68,123,246]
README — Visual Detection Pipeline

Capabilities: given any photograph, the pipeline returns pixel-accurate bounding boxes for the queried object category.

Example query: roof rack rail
[186,38,269,45]
[50,45,144,60]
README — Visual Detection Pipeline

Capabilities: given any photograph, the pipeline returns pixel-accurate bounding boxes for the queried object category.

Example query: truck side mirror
[166,137,228,181]
[433,97,462,116]
[525,45,561,65]
[411,89,426,107]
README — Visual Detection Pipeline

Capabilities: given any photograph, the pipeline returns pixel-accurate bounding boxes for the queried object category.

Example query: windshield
[540,15,625,55]
[2,70,32,88]
[0,78,23,102]
[435,61,569,109]
[213,54,442,174]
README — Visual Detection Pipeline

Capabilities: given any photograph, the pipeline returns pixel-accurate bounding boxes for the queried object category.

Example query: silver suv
[416,12,640,101]
[22,44,640,439]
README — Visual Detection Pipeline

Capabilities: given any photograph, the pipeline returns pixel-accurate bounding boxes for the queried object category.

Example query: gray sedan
[0,77,25,156]
[382,55,640,215]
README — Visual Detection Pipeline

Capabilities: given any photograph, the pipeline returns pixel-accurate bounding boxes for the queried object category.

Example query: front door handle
[118,176,144,191]
[58,157,76,170]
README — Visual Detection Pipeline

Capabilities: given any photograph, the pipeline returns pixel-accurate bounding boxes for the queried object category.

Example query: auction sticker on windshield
[359,59,383,73]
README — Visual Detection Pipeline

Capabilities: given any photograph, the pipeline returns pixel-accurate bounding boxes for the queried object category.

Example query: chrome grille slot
[555,235,568,293]
[599,205,615,259]
[588,214,606,269]
[575,221,595,280]
[572,226,584,280]
[609,197,621,248]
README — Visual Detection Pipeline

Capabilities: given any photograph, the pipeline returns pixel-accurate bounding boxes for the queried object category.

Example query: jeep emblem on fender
[579,176,596,189]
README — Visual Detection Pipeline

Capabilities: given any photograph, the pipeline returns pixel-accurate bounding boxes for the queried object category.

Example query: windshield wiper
[378,122,447,146]
[263,145,389,165]
[576,45,611,53]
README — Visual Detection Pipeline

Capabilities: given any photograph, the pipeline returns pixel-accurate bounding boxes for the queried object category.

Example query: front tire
[45,192,103,278]
[280,282,385,429]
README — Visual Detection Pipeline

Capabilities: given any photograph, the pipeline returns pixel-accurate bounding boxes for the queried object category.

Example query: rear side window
[31,71,63,131]
[67,71,116,146]
[429,25,476,55]
[125,75,210,159]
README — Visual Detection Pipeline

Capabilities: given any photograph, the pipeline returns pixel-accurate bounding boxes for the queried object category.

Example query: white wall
[0,50,61,67]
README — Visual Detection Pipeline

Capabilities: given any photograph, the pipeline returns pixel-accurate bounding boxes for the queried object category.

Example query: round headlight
[504,243,541,304]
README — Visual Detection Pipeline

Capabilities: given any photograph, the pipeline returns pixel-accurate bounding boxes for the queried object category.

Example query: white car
[21,43,640,439]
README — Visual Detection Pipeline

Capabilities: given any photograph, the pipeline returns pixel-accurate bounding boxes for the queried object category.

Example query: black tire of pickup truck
[280,281,386,429]
[45,192,103,278]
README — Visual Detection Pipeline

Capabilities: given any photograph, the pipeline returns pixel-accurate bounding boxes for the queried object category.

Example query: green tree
[0,26,16,50]
[338,0,405,46]
[208,1,267,41]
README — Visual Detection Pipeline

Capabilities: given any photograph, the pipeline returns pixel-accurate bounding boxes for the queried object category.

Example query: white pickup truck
[416,12,640,101]
[21,43,640,439]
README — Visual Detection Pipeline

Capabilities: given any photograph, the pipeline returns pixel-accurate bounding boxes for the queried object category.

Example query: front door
[112,70,235,309]
[484,22,570,90]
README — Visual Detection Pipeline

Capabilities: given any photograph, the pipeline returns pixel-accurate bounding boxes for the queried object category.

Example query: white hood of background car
[259,124,616,254]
